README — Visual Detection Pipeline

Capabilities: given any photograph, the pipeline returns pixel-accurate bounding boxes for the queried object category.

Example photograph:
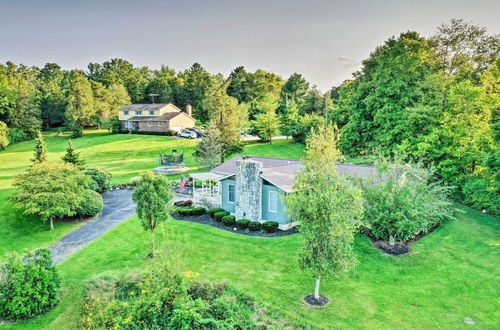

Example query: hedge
[176,207,206,216]
[209,208,225,218]
[236,219,250,229]
[222,215,236,226]
[214,211,230,222]
[262,221,279,233]
[248,221,261,231]
[118,129,176,136]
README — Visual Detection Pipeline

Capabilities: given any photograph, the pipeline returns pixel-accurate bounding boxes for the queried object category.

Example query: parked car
[186,128,204,137]
[177,130,197,139]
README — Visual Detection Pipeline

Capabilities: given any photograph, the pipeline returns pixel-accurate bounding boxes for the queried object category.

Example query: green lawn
[1,130,498,329]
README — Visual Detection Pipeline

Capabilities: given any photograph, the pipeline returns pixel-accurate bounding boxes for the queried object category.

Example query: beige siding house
[118,103,195,132]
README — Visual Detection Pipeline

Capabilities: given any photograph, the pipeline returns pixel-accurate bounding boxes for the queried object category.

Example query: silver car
[177,130,197,139]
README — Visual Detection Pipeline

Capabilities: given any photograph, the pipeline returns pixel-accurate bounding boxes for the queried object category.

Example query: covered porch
[190,172,223,208]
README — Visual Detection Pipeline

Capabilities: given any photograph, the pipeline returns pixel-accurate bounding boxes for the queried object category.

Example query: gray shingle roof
[213,156,377,192]
[127,112,181,122]
[118,104,172,111]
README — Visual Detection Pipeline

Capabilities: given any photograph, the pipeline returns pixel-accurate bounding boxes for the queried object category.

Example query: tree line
[0,19,497,215]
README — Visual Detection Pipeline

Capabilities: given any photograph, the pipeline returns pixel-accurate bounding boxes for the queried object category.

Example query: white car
[177,130,197,139]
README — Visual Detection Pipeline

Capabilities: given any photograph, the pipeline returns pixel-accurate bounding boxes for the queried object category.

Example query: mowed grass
[0,130,304,256]
[6,206,499,329]
[1,130,498,329]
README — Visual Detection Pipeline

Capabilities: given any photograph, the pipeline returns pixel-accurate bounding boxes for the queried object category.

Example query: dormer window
[149,110,155,115]
[135,111,143,115]
[124,111,129,115]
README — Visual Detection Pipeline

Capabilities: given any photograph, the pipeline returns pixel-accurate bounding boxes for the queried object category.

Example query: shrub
[85,167,112,193]
[461,177,499,216]
[222,215,236,226]
[0,248,61,320]
[191,207,206,216]
[0,121,9,150]
[208,208,225,218]
[214,211,229,222]
[129,176,142,186]
[262,221,280,233]
[248,221,261,231]
[7,127,28,144]
[361,158,455,243]
[236,219,250,229]
[175,207,193,216]
[80,265,302,329]
[108,117,121,134]
[75,190,104,217]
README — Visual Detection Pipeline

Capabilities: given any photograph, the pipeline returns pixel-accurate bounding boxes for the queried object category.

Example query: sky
[0,0,498,91]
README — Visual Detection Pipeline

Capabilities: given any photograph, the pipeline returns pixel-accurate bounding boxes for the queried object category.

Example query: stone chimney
[185,104,193,117]
[235,157,263,221]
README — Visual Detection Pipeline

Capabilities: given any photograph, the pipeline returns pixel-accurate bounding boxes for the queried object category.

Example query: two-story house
[118,103,196,132]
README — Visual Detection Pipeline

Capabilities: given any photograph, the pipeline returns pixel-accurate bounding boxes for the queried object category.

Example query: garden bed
[171,213,298,237]
[369,225,441,256]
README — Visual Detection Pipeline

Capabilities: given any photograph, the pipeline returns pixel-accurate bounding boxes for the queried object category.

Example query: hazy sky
[1,0,498,91]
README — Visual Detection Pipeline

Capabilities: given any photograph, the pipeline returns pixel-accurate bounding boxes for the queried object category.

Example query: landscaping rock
[174,200,193,207]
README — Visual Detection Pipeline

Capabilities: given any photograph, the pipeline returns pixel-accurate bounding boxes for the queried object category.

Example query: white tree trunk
[50,219,54,231]
[314,276,321,300]
[389,234,395,246]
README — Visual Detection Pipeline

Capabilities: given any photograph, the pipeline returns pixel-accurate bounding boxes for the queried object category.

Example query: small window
[149,110,155,115]
[268,190,278,213]
[147,121,152,126]
[124,111,129,115]
[228,184,235,203]
[135,111,142,115]
[158,122,162,127]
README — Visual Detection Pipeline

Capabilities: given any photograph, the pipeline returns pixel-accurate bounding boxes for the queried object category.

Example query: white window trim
[147,121,152,126]
[124,111,129,115]
[268,190,278,213]
[158,122,163,126]
[228,184,235,204]
[135,111,142,115]
[149,111,155,115]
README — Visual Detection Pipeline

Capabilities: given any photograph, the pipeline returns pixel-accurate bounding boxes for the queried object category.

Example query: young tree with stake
[284,126,364,303]
[132,172,173,257]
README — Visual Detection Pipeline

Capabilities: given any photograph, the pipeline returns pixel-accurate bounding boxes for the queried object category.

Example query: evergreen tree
[253,95,280,143]
[32,130,47,164]
[61,140,85,169]
[280,99,300,139]
[194,121,222,168]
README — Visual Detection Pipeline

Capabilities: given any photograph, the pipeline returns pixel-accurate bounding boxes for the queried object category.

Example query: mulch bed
[369,225,441,256]
[170,213,298,237]
[304,294,329,307]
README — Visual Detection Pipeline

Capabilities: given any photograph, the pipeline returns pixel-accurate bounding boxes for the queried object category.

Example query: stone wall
[235,158,263,221]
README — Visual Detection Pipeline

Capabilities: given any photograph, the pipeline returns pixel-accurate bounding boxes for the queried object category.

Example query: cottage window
[228,184,235,203]
[135,111,142,115]
[124,111,129,115]
[149,110,155,115]
[158,122,162,127]
[147,121,152,126]
[268,190,278,213]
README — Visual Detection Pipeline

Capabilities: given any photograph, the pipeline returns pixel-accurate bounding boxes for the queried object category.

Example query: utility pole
[148,93,160,104]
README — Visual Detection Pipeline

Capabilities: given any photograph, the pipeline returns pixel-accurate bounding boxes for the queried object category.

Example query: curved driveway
[50,189,136,264]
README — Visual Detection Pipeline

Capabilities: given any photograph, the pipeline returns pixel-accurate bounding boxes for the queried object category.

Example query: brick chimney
[235,157,263,221]
[185,104,193,117]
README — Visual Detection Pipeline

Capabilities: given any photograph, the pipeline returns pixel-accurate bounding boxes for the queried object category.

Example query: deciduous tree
[284,126,363,302]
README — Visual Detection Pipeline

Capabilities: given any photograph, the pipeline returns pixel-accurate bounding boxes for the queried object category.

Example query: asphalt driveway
[50,189,136,264]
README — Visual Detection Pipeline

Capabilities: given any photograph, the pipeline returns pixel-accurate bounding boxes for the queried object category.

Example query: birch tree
[284,126,363,303]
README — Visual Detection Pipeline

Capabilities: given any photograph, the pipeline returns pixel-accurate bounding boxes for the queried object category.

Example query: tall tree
[284,126,363,302]
[32,130,47,164]
[37,63,68,129]
[66,70,95,137]
[281,73,310,105]
[194,121,222,168]
[227,66,251,103]
[431,19,500,81]
[132,172,173,257]
[280,98,300,139]
[61,140,85,169]
[0,121,8,150]
[253,94,280,142]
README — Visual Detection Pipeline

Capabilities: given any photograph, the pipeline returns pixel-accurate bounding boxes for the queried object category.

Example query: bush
[7,127,28,144]
[208,208,225,218]
[85,167,112,193]
[0,121,9,150]
[80,265,302,329]
[262,221,279,233]
[75,190,103,217]
[175,207,192,216]
[191,207,206,216]
[461,177,499,216]
[0,248,61,320]
[129,176,142,186]
[248,221,262,231]
[118,129,177,136]
[361,158,455,243]
[236,219,250,229]
[222,215,236,226]
[214,211,229,222]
